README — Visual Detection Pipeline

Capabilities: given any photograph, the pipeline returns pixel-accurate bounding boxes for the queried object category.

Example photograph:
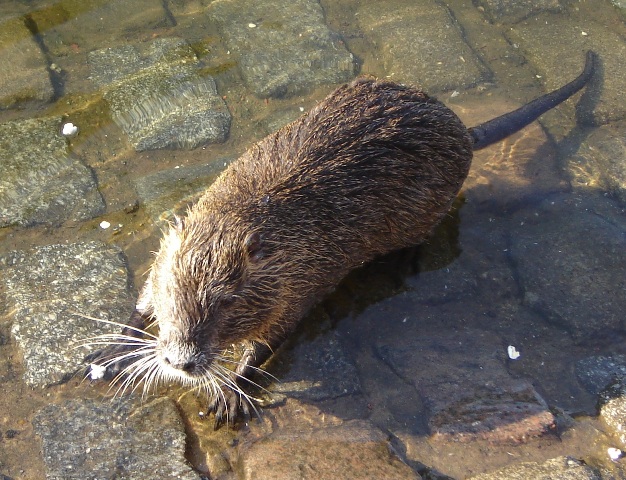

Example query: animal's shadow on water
[259,199,467,423]
[250,80,623,465]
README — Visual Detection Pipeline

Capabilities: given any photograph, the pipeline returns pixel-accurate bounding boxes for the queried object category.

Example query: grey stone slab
[208,0,355,98]
[134,158,233,224]
[88,38,231,150]
[378,328,554,443]
[272,331,361,401]
[576,355,626,396]
[509,194,626,340]
[468,456,601,480]
[0,117,105,227]
[43,0,172,54]
[33,397,200,480]
[475,0,562,24]
[357,0,488,92]
[507,14,626,125]
[2,242,134,387]
[0,17,54,109]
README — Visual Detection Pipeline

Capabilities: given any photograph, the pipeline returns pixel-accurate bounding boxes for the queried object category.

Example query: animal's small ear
[173,215,185,231]
[245,232,264,262]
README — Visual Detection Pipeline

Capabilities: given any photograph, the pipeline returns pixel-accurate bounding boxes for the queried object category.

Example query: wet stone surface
[1,241,134,387]
[566,123,626,203]
[599,381,626,449]
[576,355,626,396]
[34,397,199,480]
[0,16,54,109]
[468,456,601,480]
[43,0,173,54]
[378,327,554,443]
[508,194,626,340]
[88,38,231,150]
[208,0,355,98]
[0,117,104,227]
[272,331,361,401]
[239,414,419,480]
[134,157,233,224]
[475,0,562,24]
[460,100,568,209]
[507,13,626,125]
[356,0,487,91]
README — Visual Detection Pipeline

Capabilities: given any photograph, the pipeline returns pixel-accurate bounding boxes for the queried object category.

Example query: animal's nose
[163,355,197,372]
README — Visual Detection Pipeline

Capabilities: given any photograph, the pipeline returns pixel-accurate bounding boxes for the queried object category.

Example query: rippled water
[1,0,625,478]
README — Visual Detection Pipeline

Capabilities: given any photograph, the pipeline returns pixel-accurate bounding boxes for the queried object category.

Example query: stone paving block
[88,38,230,150]
[357,0,488,91]
[2,242,134,386]
[0,16,54,109]
[209,0,355,98]
[0,117,104,227]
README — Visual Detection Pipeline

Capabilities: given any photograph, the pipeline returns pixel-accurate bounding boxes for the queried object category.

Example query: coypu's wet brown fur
[91,52,596,427]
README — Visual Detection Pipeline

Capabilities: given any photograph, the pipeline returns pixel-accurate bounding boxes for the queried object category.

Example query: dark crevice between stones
[23,14,64,100]
[161,0,178,27]
[435,0,494,87]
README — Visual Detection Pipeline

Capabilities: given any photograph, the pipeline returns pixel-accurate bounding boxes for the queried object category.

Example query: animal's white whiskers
[98,346,156,368]
[79,333,155,344]
[138,359,163,400]
[215,354,278,383]
[71,311,158,339]
[110,354,158,399]
[211,363,261,419]
[80,310,268,423]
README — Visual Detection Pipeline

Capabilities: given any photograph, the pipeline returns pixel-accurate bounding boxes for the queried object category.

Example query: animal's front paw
[83,341,137,381]
[207,383,255,429]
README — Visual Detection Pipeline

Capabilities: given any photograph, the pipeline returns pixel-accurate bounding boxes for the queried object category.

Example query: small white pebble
[99,220,111,229]
[507,345,521,360]
[62,122,79,137]
[450,90,460,98]
[248,23,256,28]
[299,106,305,112]
[608,447,623,461]
[89,364,106,380]
[581,31,588,36]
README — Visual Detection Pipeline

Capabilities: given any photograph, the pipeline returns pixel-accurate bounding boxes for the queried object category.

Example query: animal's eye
[221,295,236,307]
[245,232,264,262]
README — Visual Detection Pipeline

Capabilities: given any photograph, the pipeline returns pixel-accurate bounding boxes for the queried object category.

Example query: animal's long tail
[469,50,597,151]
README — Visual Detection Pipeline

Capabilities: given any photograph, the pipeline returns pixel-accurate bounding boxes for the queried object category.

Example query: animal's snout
[158,338,203,375]
[162,353,197,373]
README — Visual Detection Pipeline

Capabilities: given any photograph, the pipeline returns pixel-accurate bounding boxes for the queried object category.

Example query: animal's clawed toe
[207,385,253,429]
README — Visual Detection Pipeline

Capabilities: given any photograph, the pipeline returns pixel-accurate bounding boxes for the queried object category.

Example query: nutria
[88,51,596,427]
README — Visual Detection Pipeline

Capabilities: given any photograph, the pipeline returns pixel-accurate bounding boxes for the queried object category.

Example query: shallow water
[1,0,625,478]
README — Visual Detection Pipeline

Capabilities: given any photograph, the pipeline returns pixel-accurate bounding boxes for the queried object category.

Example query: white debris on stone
[89,363,107,380]
[62,122,79,137]
[507,345,521,360]
[608,447,623,461]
